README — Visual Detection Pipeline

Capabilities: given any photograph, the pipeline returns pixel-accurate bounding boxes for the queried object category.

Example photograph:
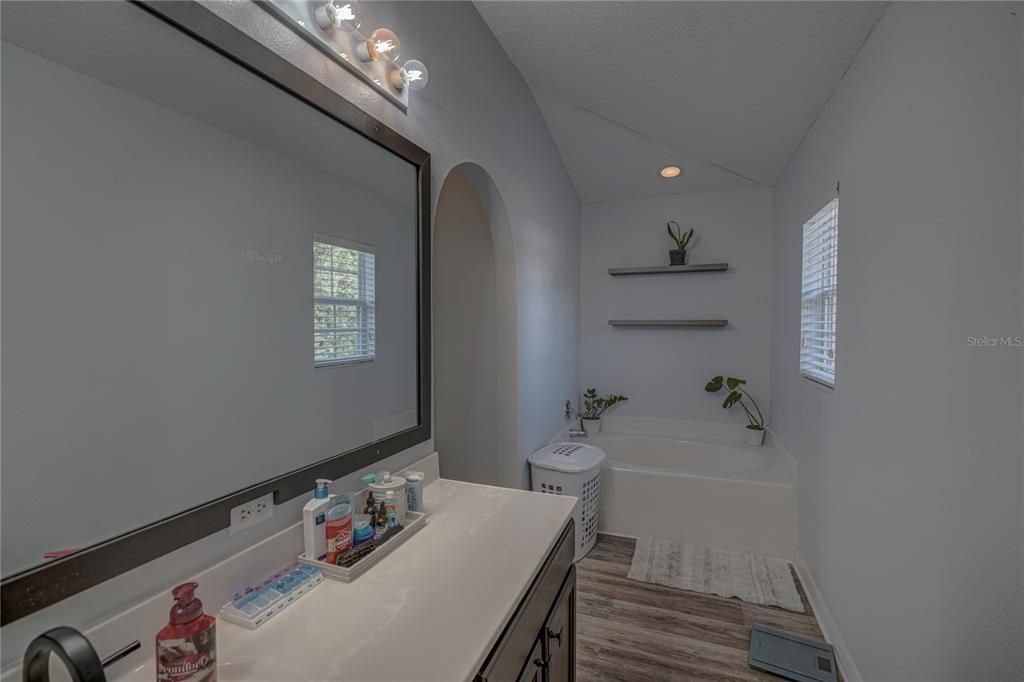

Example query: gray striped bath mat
[628,538,804,612]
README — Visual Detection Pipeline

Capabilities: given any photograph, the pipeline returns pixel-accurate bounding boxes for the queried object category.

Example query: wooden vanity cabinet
[542,571,576,682]
[477,521,577,682]
[517,640,545,682]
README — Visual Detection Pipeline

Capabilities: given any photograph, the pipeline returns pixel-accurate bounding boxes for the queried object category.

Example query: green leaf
[722,391,742,409]
[679,228,694,250]
[725,377,746,390]
[704,376,723,392]
[667,221,684,248]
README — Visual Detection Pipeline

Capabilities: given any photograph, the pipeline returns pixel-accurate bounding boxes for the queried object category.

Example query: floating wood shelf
[608,319,729,327]
[608,262,729,276]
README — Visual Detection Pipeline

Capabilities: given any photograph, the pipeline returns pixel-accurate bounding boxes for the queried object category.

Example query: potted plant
[579,387,628,435]
[666,221,694,265]
[704,375,767,446]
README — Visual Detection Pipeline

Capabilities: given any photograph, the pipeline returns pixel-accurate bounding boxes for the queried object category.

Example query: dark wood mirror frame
[0,0,432,625]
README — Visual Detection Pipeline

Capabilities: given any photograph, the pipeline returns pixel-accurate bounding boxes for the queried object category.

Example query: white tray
[298,511,428,582]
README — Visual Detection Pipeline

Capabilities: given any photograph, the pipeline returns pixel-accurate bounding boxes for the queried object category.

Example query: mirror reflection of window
[314,236,376,366]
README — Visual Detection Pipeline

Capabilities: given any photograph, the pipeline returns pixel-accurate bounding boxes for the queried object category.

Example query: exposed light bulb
[357,27,400,63]
[314,0,361,31]
[390,59,429,92]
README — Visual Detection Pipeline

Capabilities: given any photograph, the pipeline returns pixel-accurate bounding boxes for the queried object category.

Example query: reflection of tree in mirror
[313,239,375,365]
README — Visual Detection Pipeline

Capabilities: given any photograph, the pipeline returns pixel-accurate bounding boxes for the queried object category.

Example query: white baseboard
[794,554,862,682]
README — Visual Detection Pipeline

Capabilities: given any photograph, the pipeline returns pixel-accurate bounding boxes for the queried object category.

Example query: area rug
[628,538,805,613]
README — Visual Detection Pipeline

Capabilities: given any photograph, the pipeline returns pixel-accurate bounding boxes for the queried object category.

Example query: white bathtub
[583,417,797,559]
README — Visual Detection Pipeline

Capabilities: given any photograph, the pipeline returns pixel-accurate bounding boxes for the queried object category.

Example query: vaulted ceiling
[475,2,886,202]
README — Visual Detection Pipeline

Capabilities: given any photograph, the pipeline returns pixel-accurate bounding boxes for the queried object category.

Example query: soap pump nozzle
[314,478,331,499]
[169,582,203,625]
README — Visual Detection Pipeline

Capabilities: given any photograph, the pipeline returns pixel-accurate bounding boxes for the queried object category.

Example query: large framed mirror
[0,0,431,623]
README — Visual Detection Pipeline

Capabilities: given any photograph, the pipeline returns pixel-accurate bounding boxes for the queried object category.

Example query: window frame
[313,234,376,368]
[799,190,840,390]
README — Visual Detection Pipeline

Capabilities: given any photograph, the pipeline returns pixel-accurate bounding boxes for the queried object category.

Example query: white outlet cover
[229,492,275,535]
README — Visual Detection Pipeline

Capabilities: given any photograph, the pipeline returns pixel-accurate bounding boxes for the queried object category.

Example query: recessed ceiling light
[659,165,683,178]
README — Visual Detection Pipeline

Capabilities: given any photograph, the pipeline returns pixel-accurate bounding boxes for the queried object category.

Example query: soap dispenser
[303,478,332,561]
[155,582,216,682]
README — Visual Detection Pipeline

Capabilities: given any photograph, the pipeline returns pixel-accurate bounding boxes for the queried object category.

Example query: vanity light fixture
[314,0,361,32]
[260,2,428,108]
[389,59,429,92]
[357,27,400,63]
[659,165,683,178]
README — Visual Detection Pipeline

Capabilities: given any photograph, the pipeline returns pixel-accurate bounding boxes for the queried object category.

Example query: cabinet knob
[547,627,563,644]
[533,657,549,670]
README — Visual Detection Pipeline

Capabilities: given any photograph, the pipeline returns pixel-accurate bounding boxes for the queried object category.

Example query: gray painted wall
[580,188,772,423]
[0,0,579,662]
[434,170,499,485]
[769,4,1023,679]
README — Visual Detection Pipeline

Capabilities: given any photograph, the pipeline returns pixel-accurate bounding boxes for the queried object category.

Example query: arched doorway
[434,164,518,487]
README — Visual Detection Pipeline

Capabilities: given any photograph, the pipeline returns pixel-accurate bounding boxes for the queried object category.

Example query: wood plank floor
[576,533,827,682]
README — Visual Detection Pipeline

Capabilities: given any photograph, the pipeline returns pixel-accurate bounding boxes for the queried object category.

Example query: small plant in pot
[666,221,694,266]
[579,388,628,435]
[704,375,767,446]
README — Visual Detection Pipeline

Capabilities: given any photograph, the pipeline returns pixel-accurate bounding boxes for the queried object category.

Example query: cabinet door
[544,567,576,682]
[476,522,575,682]
[517,638,546,682]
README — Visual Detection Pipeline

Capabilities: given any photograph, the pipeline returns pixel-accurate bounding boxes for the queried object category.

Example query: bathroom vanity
[1,469,578,682]
[477,519,576,682]
[204,476,579,682]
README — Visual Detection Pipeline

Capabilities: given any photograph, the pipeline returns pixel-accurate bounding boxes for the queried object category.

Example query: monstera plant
[704,376,767,446]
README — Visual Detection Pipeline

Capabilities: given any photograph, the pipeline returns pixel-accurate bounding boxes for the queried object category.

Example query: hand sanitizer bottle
[303,479,331,561]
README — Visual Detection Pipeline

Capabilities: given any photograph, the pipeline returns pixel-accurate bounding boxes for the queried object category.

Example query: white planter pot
[745,426,766,447]
[581,418,602,436]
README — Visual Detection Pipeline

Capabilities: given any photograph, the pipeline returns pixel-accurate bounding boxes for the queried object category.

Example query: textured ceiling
[475,1,886,202]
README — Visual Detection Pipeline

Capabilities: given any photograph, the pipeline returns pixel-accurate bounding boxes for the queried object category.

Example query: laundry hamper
[528,442,606,561]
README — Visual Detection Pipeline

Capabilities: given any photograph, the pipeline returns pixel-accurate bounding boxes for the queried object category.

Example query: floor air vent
[748,624,838,682]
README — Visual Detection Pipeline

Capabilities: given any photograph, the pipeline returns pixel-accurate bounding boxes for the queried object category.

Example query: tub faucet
[564,400,587,439]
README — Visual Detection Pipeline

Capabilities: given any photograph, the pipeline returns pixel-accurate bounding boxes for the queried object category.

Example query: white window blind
[800,196,839,388]
[313,235,375,366]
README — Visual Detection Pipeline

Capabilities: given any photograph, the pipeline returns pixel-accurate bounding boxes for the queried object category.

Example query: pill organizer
[220,562,323,629]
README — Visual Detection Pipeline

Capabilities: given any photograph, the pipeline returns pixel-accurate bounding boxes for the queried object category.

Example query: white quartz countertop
[123,479,575,682]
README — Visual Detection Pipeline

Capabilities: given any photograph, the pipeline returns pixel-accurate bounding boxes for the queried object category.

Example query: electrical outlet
[229,492,275,535]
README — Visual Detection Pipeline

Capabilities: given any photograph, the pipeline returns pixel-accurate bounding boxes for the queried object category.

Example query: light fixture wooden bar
[608,319,729,327]
[608,262,729,276]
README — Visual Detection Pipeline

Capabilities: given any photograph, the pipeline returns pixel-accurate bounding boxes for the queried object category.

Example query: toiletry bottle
[156,582,216,682]
[375,498,388,536]
[405,471,424,512]
[363,490,376,516]
[324,495,353,564]
[384,490,398,528]
[302,478,331,561]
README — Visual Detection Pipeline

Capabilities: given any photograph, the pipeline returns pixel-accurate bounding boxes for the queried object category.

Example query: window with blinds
[313,235,375,366]
[800,196,839,388]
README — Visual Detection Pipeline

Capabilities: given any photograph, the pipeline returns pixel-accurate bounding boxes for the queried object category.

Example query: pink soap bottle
[155,582,217,682]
